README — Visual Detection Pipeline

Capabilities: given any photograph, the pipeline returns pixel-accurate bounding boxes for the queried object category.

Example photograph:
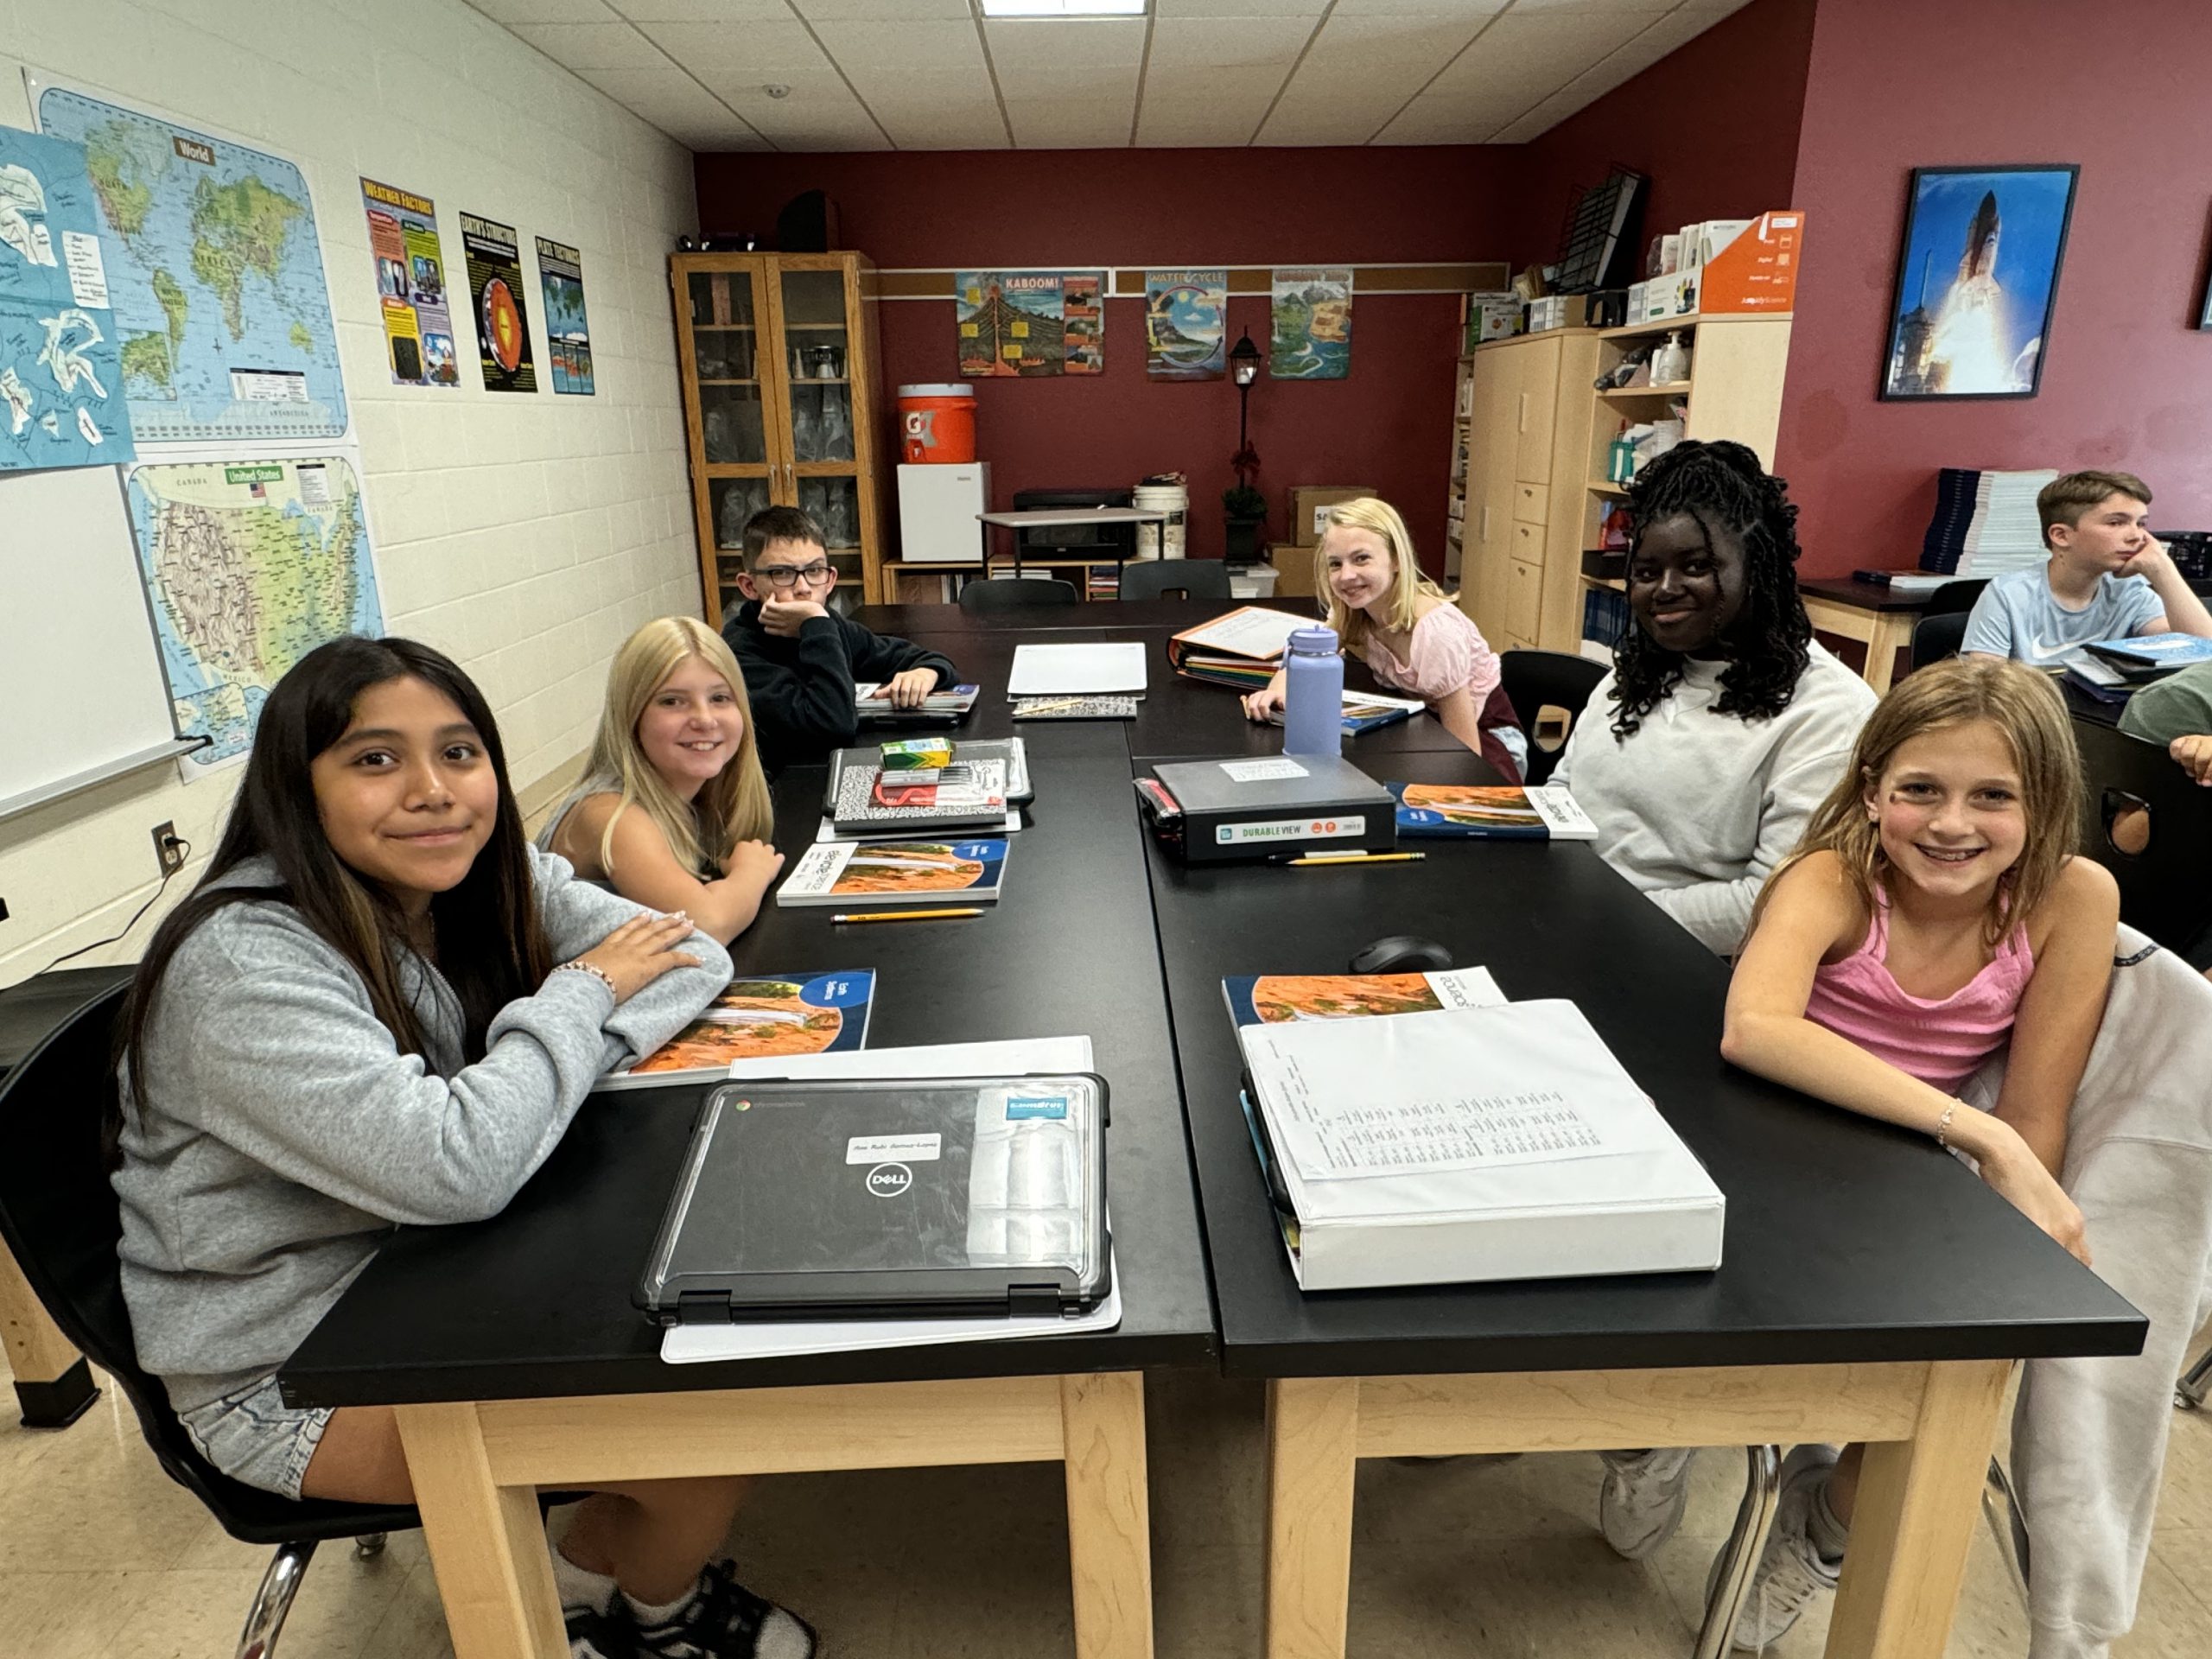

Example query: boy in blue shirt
[1962,470,2212,667]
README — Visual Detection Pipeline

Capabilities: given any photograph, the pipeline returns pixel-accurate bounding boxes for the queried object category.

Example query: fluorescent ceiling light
[980,0,1147,16]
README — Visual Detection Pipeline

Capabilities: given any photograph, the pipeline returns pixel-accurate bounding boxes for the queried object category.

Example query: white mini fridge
[897,462,989,564]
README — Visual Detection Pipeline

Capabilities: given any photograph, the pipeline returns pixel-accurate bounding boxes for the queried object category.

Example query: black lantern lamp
[1229,326,1262,451]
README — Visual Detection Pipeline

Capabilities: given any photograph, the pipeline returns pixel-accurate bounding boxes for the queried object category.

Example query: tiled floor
[3,1357,2210,1657]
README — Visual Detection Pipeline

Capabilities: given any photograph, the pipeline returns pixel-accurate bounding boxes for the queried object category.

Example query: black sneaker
[631,1560,817,1659]
[566,1588,639,1659]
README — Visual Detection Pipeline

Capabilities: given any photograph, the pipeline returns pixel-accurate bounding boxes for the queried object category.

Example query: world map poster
[35,84,348,443]
[0,123,135,471]
[126,450,383,772]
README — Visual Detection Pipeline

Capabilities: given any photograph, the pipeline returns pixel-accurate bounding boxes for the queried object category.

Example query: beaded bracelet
[552,959,617,999]
[1934,1102,1957,1150]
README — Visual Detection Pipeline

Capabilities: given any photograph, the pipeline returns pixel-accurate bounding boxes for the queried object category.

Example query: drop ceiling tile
[1374,89,1510,143]
[1145,16,1314,68]
[1134,93,1275,145]
[1675,0,1753,12]
[810,18,986,68]
[984,18,1149,73]
[875,105,1013,148]
[1323,0,1503,16]
[1001,92,1136,148]
[469,0,616,24]
[510,20,672,67]
[1255,87,1410,145]
[1299,12,1489,69]
[798,0,976,16]
[1141,63,1287,104]
[1483,86,1583,141]
[1421,7,1665,107]
[1151,0,1327,15]
[690,60,853,102]
[639,19,833,68]
[606,0,793,19]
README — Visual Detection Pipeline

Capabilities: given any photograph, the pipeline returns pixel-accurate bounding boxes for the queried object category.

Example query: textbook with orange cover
[601,970,875,1089]
[1220,968,1504,1028]
[1388,783,1599,840]
[775,838,1008,907]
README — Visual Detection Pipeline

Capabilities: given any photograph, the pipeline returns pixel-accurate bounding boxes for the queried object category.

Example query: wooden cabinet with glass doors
[671,252,889,621]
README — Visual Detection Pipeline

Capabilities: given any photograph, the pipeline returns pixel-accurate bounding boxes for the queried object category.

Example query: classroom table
[853,594,1314,637]
[282,724,1213,1659]
[1138,743,2145,1659]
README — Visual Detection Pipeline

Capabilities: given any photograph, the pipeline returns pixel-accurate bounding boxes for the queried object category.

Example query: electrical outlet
[151,821,186,877]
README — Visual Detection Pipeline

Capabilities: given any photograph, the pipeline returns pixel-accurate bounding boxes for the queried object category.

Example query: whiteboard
[0,465,183,816]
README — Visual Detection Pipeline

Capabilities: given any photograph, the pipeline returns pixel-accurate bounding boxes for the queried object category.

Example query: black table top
[855,595,1317,638]
[1143,745,2145,1380]
[281,728,1216,1407]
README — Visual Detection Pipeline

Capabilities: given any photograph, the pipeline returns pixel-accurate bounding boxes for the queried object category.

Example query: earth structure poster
[461,212,536,393]
[35,83,347,443]
[1271,268,1352,380]
[1145,270,1225,380]
[0,123,136,470]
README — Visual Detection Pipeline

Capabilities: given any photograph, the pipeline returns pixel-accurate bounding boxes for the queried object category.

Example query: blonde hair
[583,616,774,879]
[1314,497,1449,653]
[1758,657,2080,947]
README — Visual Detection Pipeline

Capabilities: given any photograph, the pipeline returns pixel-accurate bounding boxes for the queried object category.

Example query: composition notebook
[599,969,875,1090]
[636,1074,1111,1322]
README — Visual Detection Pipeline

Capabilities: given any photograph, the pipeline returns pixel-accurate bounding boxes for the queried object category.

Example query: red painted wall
[1777,0,2212,576]
[695,149,1518,569]
[1506,0,1816,271]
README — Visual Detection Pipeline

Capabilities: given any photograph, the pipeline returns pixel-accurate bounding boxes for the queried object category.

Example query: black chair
[1498,650,1607,786]
[1909,578,1989,672]
[2071,715,2212,955]
[1118,560,1232,602]
[958,575,1081,613]
[0,982,416,1659]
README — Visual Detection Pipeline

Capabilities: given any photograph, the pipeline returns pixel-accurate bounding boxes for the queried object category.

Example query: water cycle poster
[535,235,594,395]
[1270,267,1352,380]
[360,177,456,389]
[1144,270,1225,380]
[461,211,536,393]
[954,270,1103,378]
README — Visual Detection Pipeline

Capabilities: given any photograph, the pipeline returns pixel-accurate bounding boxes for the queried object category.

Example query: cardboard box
[1290,486,1377,546]
[1700,209,1802,314]
[1268,542,1320,598]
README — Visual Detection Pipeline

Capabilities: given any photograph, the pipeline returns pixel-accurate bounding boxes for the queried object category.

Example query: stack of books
[1921,468,2058,577]
[1166,605,1312,690]
[601,969,876,1088]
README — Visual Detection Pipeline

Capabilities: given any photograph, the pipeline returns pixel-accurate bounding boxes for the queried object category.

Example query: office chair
[1497,650,1606,786]
[0,982,416,1659]
[2071,715,2212,954]
[1118,560,1232,602]
[1909,579,1988,672]
[958,576,1081,613]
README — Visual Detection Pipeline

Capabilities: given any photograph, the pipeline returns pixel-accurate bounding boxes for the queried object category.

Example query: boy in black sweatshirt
[720,505,960,776]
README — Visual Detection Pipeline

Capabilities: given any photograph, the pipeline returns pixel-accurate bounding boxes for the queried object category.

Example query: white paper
[60,229,107,306]
[846,1132,941,1165]
[1007,641,1147,696]
[1243,1001,1668,1182]
[727,1034,1094,1082]
[660,1257,1121,1363]
[1221,757,1308,783]
[1178,606,1307,660]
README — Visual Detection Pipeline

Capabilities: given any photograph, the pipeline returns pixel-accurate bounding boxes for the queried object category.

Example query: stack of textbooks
[1387,782,1599,839]
[1223,975,1725,1290]
[823,740,1028,837]
[1921,467,2058,577]
[1263,691,1427,737]
[1166,605,1312,690]
[601,969,876,1088]
[2081,632,2212,679]
[777,839,1009,908]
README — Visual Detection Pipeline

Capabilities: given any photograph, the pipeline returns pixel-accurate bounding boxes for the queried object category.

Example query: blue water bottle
[1282,626,1344,757]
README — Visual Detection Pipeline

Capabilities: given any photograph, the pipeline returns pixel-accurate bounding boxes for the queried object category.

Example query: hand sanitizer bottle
[1282,626,1344,757]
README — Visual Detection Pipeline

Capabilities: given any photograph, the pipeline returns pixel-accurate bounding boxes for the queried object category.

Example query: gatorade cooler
[899,384,976,464]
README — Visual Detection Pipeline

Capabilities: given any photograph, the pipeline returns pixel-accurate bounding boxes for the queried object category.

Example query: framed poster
[1881,165,2077,400]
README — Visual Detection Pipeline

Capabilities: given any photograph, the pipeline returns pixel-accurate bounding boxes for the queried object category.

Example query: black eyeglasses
[754,561,832,589]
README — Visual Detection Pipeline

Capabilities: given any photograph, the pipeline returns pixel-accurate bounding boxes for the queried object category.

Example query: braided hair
[1608,439,1812,738]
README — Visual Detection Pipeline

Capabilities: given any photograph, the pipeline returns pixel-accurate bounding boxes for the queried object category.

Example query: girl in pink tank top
[1696,658,2120,1647]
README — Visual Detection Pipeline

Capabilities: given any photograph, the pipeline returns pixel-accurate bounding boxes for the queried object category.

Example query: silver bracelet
[1935,1102,1958,1150]
[552,959,617,999]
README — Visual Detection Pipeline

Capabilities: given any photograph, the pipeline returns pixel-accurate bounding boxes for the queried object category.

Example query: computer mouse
[1347,935,1453,976]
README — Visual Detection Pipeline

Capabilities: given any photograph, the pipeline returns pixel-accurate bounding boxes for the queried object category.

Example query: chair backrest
[1911,609,1973,672]
[1924,577,1989,617]
[1497,649,1607,786]
[0,980,405,1541]
[2072,715,2212,953]
[959,576,1081,613]
[1119,560,1232,602]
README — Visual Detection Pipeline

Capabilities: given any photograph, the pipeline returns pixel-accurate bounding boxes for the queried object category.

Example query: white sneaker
[1714,1445,1843,1651]
[1598,1446,1697,1560]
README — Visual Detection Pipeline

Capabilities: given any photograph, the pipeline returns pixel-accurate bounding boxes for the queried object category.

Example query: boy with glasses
[720,506,960,776]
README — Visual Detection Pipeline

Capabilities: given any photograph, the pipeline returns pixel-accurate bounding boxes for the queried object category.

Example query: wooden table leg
[1264,1377,1359,1659]
[1823,1358,2011,1658]
[398,1402,566,1659]
[1061,1371,1155,1659]
[0,1239,95,1427]
[1863,614,1913,696]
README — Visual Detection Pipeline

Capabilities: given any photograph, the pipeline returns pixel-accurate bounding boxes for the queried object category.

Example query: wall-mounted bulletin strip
[871,263,1510,301]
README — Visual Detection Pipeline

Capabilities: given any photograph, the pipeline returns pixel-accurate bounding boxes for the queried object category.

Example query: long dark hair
[1609,440,1813,738]
[118,638,554,1123]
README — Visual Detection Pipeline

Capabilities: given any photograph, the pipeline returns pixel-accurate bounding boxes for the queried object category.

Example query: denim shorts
[176,1373,334,1501]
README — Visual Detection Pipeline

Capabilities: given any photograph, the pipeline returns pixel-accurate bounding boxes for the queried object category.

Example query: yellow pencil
[1284,852,1427,868]
[830,906,987,923]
